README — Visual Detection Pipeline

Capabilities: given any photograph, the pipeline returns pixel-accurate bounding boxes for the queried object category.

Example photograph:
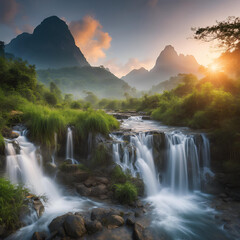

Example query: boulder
[31,232,47,240]
[107,215,124,229]
[76,183,91,196]
[133,222,153,240]
[95,177,109,185]
[63,214,86,238]
[84,177,97,187]
[91,208,121,222]
[90,184,108,197]
[49,214,70,233]
[126,215,135,226]
[85,219,103,234]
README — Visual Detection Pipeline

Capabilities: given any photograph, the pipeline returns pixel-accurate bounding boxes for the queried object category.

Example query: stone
[90,184,108,197]
[91,208,121,222]
[48,214,70,233]
[32,198,45,217]
[76,183,91,196]
[99,195,108,200]
[85,219,103,234]
[63,214,86,238]
[133,222,144,240]
[84,177,97,187]
[107,215,124,229]
[133,222,153,240]
[126,216,135,226]
[31,232,47,240]
[95,177,109,185]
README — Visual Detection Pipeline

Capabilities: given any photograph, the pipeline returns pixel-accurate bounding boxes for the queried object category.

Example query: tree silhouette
[193,17,240,51]
[0,41,5,57]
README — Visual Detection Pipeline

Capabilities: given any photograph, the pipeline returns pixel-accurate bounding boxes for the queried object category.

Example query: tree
[0,41,4,57]
[193,17,240,51]
[84,91,98,105]
[50,82,62,102]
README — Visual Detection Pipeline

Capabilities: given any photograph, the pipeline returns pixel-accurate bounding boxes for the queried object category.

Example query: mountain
[37,66,132,99]
[5,16,89,69]
[122,45,200,90]
[122,67,148,88]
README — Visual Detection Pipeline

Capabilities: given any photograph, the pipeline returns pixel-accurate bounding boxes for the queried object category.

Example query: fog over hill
[123,45,200,90]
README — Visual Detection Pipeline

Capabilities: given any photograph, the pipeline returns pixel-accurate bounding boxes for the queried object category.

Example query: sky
[1,0,240,77]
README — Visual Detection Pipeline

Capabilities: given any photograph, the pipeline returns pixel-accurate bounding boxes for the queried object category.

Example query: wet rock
[32,197,45,217]
[49,214,70,233]
[126,216,135,226]
[31,231,47,240]
[63,214,86,238]
[90,184,108,197]
[107,215,124,229]
[133,222,153,240]
[1,127,19,139]
[76,183,91,196]
[91,208,121,222]
[85,219,103,234]
[45,162,57,176]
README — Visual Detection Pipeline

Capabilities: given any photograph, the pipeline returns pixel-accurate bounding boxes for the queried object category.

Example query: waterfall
[164,132,200,195]
[51,132,57,165]
[5,132,60,200]
[66,127,74,164]
[111,131,211,197]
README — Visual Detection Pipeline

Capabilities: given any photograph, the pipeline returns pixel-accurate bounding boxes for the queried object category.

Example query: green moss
[113,181,138,204]
[0,178,28,231]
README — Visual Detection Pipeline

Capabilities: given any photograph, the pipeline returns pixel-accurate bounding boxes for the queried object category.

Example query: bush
[111,165,128,183]
[0,178,28,230]
[114,182,138,204]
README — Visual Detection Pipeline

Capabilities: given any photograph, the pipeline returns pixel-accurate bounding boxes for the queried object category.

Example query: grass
[19,104,119,147]
[113,181,138,204]
[0,178,28,231]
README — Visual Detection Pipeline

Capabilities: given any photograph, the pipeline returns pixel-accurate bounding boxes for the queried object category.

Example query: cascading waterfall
[66,127,74,164]
[5,132,60,200]
[111,131,207,196]
[164,132,201,194]
[5,130,94,240]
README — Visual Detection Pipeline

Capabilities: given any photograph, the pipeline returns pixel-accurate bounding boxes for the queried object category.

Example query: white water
[111,117,229,240]
[5,131,97,240]
[66,127,77,164]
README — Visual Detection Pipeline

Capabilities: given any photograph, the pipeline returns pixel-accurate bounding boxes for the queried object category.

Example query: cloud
[103,58,154,78]
[69,16,112,63]
[15,24,34,35]
[0,0,19,24]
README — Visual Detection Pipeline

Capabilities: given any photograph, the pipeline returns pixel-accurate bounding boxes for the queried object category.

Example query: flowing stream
[3,117,230,240]
[111,116,229,240]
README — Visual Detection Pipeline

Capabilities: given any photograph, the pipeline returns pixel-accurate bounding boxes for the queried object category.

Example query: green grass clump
[20,104,65,146]
[0,178,28,231]
[0,133,4,153]
[73,110,119,138]
[114,181,138,204]
[111,165,129,183]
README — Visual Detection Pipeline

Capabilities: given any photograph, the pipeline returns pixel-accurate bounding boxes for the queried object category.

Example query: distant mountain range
[122,45,200,90]
[5,16,133,98]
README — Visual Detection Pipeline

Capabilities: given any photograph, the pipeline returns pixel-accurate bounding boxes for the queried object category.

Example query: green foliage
[113,182,138,204]
[20,104,65,146]
[44,92,58,106]
[111,165,129,183]
[0,178,28,230]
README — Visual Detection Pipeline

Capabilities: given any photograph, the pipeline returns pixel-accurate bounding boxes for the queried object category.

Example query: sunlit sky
[1,0,240,77]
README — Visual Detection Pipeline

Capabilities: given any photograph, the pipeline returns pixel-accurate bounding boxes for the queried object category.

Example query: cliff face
[6,16,89,69]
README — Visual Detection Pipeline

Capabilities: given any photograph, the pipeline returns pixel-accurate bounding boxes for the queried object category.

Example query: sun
[209,63,220,72]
